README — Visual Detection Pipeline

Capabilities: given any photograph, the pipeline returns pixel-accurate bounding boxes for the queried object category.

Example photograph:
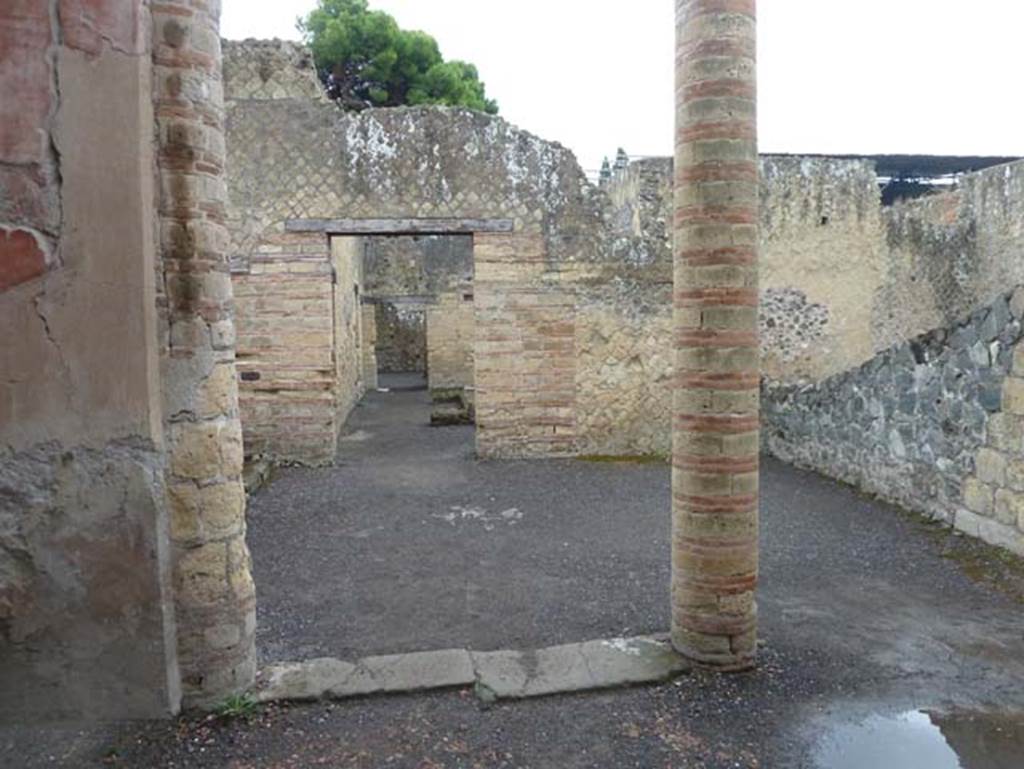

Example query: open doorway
[359,234,475,425]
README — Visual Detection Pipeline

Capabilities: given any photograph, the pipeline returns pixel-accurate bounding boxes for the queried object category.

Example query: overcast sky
[222,1,1024,175]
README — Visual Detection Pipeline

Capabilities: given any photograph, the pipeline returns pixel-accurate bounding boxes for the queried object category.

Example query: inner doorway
[360,233,475,424]
[297,217,514,440]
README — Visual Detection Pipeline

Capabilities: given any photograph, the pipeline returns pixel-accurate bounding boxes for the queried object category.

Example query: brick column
[152,2,257,705]
[671,0,759,668]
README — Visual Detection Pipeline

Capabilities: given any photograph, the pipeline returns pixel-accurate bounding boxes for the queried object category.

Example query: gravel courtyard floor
[5,375,1024,768]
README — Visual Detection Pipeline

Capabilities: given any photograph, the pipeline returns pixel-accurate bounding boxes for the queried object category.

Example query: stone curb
[251,635,690,704]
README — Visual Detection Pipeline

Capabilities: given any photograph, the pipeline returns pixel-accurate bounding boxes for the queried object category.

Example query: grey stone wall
[764,289,1024,549]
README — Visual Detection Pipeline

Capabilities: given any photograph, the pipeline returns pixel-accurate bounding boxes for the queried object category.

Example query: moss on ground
[577,454,669,465]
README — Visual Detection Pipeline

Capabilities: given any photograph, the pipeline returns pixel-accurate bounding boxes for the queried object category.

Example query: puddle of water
[812,709,1024,769]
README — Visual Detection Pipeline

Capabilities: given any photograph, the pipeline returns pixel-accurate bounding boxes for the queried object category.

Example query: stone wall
[474,232,578,457]
[764,290,1024,557]
[332,236,366,424]
[605,155,1024,387]
[759,157,886,383]
[361,304,379,390]
[575,280,673,457]
[232,232,365,466]
[374,302,427,373]
[233,235,338,465]
[426,291,476,395]
[604,158,672,277]
[363,234,473,298]
[878,162,1024,350]
[224,39,607,460]
[221,39,1024,479]
[580,156,1024,460]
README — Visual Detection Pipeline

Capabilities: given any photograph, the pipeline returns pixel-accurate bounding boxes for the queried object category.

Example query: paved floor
[5,375,1024,767]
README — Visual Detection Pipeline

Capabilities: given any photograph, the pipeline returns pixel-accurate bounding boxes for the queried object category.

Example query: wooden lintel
[285,218,515,235]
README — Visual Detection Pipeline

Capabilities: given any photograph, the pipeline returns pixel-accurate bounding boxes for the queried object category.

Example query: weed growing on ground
[216,694,259,720]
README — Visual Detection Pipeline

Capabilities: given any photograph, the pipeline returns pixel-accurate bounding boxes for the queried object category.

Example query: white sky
[221,1,1024,175]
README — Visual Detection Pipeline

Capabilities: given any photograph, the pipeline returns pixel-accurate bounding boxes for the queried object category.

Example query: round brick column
[152,1,257,706]
[671,0,759,668]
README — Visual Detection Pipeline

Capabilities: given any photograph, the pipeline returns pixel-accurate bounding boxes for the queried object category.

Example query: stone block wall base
[954,509,1024,557]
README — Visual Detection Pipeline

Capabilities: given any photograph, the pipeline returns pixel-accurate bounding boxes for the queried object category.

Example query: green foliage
[298,0,498,114]
[215,693,259,720]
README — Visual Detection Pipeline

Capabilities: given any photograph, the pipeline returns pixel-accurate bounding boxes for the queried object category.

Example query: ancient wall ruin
[232,232,365,466]
[232,231,337,465]
[586,156,1024,458]
[220,39,1024,558]
[757,161,1024,556]
[363,234,473,297]
[764,290,1024,557]
[575,280,673,457]
[879,162,1024,349]
[576,155,890,457]
[603,155,1024,388]
[223,39,609,460]
[759,157,887,382]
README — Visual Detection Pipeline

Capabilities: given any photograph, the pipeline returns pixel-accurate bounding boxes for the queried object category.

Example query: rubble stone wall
[764,290,1024,557]
[879,162,1024,350]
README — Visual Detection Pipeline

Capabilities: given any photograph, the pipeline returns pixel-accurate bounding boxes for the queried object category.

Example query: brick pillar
[671,0,759,668]
[152,2,257,705]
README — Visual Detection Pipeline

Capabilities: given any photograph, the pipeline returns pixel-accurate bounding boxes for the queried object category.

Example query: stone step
[252,635,690,704]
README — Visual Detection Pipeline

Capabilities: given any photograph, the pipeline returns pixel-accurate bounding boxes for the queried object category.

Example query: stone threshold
[251,635,690,704]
